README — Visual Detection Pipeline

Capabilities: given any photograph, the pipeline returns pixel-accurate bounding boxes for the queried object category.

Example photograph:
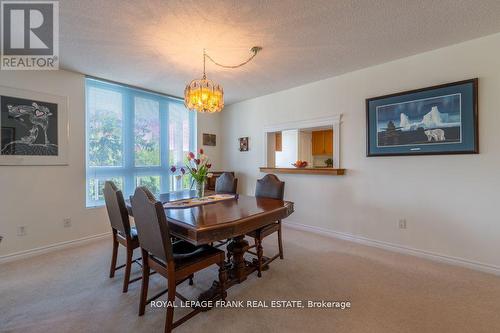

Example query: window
[85,78,196,207]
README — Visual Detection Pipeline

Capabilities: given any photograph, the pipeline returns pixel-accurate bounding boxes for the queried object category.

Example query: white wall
[275,130,298,167]
[197,113,222,170]
[298,131,312,165]
[221,33,500,269]
[0,70,220,258]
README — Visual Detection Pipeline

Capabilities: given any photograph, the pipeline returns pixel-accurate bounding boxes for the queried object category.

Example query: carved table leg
[198,235,249,305]
[226,235,249,283]
[199,235,264,308]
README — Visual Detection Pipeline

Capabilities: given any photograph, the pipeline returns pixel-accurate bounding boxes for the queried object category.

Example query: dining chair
[131,187,227,333]
[246,174,285,277]
[215,172,238,194]
[212,172,239,249]
[104,181,142,293]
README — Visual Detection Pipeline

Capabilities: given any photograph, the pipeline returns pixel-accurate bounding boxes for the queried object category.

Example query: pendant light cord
[204,46,262,70]
[203,49,207,79]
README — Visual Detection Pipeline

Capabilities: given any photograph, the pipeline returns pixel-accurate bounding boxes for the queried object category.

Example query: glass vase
[195,179,205,198]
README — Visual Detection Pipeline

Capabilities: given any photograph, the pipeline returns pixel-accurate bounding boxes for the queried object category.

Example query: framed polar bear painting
[366,79,478,157]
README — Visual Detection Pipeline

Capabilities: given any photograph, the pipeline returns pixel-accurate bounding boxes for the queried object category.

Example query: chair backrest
[215,172,238,194]
[130,187,173,263]
[255,174,285,200]
[104,181,131,236]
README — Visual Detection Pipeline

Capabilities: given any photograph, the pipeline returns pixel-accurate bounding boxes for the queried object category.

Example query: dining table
[126,189,294,303]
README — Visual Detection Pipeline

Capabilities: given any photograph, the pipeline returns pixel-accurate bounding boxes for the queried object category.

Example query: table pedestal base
[197,235,269,309]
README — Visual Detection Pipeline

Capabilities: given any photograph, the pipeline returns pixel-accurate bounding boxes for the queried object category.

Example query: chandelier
[184,46,262,113]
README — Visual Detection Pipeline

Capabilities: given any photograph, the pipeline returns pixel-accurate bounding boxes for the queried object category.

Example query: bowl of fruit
[292,160,308,168]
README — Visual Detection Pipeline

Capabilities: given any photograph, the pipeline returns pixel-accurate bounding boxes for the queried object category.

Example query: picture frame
[239,137,249,151]
[202,133,216,146]
[366,79,478,157]
[0,85,69,165]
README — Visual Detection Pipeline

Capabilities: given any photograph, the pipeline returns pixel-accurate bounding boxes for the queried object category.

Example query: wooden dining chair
[213,172,239,249]
[215,172,238,194]
[131,187,227,333]
[104,181,141,293]
[246,174,285,277]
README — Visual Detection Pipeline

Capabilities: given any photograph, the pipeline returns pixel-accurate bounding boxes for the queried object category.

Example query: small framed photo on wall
[239,137,249,151]
[202,133,216,146]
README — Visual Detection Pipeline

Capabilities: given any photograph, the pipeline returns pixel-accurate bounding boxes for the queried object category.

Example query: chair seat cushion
[172,240,210,259]
[173,242,223,269]
[151,241,224,270]
[246,222,280,239]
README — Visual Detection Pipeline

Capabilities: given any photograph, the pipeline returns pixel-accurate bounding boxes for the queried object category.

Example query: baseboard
[3,224,499,276]
[0,232,111,264]
[284,221,500,276]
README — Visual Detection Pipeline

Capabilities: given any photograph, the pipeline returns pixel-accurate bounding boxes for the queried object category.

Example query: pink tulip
[206,163,212,169]
[194,159,200,165]
[199,148,204,154]
[170,166,176,173]
[188,152,195,159]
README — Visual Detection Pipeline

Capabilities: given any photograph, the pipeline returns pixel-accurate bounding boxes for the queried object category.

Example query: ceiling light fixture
[184,46,263,113]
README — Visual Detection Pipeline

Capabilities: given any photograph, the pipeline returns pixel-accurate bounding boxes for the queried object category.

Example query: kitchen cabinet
[324,130,333,154]
[312,129,333,155]
[275,132,282,152]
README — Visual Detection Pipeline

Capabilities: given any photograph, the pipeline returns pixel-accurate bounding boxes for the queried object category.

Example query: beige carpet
[1,227,500,333]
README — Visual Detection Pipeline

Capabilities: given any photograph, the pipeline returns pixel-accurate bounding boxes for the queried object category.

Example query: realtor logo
[1,0,59,70]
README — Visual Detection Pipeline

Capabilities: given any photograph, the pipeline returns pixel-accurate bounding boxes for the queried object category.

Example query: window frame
[85,78,196,207]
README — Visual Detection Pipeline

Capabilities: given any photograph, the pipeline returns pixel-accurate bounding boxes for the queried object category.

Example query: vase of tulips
[171,149,212,198]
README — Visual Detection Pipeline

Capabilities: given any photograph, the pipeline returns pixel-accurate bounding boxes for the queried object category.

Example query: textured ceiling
[60,0,500,104]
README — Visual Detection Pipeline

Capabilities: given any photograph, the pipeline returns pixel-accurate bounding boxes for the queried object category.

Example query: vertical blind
[85,78,196,207]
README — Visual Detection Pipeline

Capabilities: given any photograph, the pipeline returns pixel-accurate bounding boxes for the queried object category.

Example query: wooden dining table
[126,190,294,301]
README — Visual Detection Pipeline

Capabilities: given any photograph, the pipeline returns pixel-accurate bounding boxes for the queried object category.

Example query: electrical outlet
[398,219,407,229]
[63,218,72,228]
[17,226,27,236]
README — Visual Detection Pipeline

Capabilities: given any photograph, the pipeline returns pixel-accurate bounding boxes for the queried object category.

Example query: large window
[85,78,196,207]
